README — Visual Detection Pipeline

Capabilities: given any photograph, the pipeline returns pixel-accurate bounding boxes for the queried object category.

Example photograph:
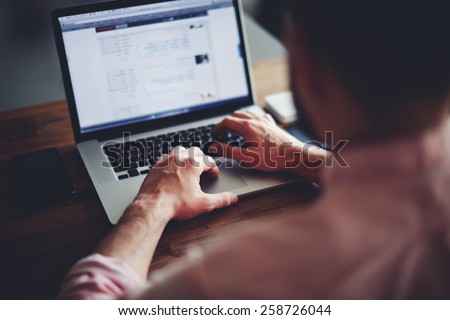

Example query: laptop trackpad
[200,159,247,194]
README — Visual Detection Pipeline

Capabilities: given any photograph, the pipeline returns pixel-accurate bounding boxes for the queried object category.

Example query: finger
[264,113,276,123]
[204,155,220,176]
[231,111,253,119]
[192,154,219,176]
[190,146,204,157]
[212,116,245,136]
[201,192,238,213]
[171,146,190,167]
[174,147,217,176]
[181,147,204,164]
[205,162,220,176]
[155,153,169,166]
[171,145,188,157]
[246,110,265,119]
[187,147,215,166]
[169,146,187,162]
[211,142,259,165]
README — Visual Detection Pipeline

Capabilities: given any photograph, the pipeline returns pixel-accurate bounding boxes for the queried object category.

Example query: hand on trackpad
[200,158,247,194]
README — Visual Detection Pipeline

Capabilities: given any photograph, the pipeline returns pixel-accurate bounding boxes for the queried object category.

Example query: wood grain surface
[0,57,318,299]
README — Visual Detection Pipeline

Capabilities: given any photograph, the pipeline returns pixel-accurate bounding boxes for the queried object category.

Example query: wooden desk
[0,57,318,299]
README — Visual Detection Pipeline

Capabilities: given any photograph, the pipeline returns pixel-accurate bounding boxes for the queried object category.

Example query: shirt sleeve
[58,253,145,300]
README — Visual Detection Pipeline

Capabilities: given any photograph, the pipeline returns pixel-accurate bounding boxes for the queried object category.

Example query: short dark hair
[257,1,450,111]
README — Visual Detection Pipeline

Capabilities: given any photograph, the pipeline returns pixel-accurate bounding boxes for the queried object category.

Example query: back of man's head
[258,1,450,113]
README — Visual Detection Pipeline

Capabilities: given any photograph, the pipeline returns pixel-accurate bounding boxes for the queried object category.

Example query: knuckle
[224,117,234,124]
[191,146,202,154]
[203,200,216,213]
[181,157,191,165]
[174,145,186,152]
[243,121,253,130]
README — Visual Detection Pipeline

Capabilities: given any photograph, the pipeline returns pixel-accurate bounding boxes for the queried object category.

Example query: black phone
[11,148,75,207]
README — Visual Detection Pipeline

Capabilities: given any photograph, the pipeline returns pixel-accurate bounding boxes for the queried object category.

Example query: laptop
[52,0,298,224]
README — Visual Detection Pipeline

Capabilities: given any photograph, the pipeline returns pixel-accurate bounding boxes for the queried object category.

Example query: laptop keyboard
[102,124,245,180]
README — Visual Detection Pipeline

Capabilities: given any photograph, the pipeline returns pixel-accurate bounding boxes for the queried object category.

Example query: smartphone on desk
[11,148,75,208]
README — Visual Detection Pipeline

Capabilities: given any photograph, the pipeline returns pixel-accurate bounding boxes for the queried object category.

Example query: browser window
[59,0,250,133]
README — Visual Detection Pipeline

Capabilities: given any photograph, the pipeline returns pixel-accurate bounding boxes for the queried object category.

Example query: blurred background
[0,0,285,112]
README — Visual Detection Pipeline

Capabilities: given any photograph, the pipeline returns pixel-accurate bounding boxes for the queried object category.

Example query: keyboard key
[140,169,150,175]
[154,150,162,158]
[125,162,138,170]
[138,160,148,168]
[128,169,140,177]
[114,166,127,173]
[129,148,140,158]
[171,140,181,148]
[161,143,171,154]
[122,159,131,168]
[202,141,214,154]
[163,135,172,141]
[136,138,146,145]
[118,174,129,180]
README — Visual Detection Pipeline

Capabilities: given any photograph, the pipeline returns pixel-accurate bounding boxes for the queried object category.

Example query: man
[59,1,450,299]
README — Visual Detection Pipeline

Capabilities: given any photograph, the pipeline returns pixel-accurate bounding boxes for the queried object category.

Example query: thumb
[202,192,238,213]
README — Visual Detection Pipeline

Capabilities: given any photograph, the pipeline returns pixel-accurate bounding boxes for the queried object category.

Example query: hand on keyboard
[102,124,246,180]
[132,146,238,221]
[212,111,329,176]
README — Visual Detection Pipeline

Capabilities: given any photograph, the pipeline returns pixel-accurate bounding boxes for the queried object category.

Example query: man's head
[256,1,450,142]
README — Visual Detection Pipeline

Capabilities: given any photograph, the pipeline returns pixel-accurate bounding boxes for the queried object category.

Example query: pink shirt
[59,122,450,299]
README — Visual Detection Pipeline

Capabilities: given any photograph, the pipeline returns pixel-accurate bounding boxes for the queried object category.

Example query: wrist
[122,194,175,226]
[97,192,174,280]
[283,143,330,183]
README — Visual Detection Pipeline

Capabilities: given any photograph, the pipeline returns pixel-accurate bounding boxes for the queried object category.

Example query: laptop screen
[57,0,251,134]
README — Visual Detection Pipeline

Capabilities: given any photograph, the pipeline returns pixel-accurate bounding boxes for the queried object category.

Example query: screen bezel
[52,0,255,143]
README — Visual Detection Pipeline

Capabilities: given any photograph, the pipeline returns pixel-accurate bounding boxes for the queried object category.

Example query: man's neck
[325,98,449,148]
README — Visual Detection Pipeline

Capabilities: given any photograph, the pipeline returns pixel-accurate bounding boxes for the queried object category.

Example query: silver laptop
[53,0,297,224]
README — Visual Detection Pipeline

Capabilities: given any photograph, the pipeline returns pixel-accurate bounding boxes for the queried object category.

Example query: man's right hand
[212,111,329,181]
[133,146,238,222]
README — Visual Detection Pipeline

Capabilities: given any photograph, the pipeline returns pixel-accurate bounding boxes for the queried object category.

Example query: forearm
[60,147,238,299]
[95,198,172,280]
